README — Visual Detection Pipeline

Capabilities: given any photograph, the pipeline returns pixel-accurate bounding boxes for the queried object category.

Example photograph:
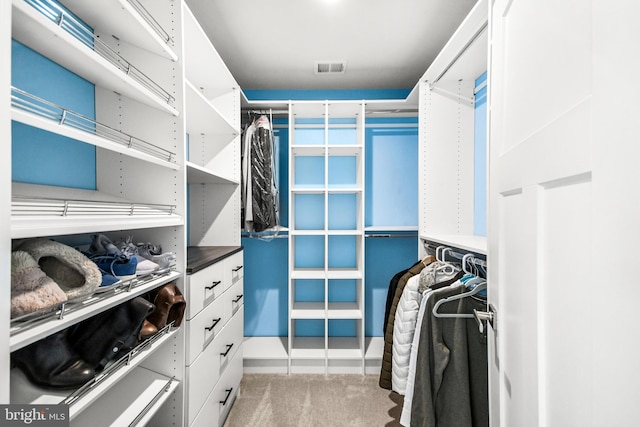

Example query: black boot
[12,329,95,389]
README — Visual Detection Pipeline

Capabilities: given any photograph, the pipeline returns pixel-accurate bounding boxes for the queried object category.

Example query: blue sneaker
[89,254,137,281]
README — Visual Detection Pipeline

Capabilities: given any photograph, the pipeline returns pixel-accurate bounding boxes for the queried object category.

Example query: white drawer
[186,294,226,365]
[186,261,225,320]
[224,251,244,291]
[219,306,244,376]
[186,307,242,426]
[191,348,243,427]
[225,279,244,322]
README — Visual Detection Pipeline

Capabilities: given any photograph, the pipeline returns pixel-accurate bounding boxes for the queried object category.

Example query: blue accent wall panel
[242,237,289,336]
[365,236,417,336]
[365,127,418,227]
[245,88,411,101]
[11,40,96,189]
[474,71,488,236]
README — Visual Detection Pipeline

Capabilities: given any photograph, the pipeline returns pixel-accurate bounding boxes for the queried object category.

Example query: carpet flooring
[223,374,404,427]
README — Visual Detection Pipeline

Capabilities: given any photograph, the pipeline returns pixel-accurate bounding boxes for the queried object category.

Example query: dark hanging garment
[242,114,279,232]
[251,115,278,232]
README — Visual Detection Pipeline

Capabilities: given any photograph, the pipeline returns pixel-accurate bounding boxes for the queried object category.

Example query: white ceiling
[185,0,478,93]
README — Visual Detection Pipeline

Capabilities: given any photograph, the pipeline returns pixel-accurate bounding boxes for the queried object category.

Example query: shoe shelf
[11,183,183,239]
[10,269,180,352]
[12,0,179,116]
[71,368,178,427]
[11,87,179,170]
[10,323,179,421]
[58,0,177,62]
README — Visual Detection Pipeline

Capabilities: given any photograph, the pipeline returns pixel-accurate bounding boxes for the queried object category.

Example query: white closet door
[488,0,592,425]
[488,0,640,426]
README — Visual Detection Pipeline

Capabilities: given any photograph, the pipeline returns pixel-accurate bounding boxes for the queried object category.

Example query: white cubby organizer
[418,0,488,257]
[3,0,242,425]
[288,101,365,374]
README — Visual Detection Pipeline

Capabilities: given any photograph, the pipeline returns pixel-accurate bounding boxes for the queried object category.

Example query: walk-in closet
[2,0,640,426]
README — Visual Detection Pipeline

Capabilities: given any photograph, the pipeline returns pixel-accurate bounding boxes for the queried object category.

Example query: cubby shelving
[287,100,366,374]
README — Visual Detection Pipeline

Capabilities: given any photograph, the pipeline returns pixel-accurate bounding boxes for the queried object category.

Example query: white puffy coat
[391,274,422,395]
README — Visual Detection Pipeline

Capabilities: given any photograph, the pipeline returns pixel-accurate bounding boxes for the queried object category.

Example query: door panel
[488,0,593,425]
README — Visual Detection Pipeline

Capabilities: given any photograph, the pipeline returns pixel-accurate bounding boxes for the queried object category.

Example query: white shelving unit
[418,0,488,257]
[1,0,241,424]
[183,3,241,248]
[287,100,366,374]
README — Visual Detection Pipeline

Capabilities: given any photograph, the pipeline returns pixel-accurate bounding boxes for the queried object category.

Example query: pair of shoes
[116,236,160,277]
[147,282,186,329]
[136,242,176,271]
[11,251,68,318]
[12,329,95,388]
[13,238,102,302]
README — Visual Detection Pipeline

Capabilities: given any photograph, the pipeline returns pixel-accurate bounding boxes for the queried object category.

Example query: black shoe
[12,330,95,389]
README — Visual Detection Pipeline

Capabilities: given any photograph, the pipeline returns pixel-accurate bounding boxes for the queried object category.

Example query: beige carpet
[223,374,404,427]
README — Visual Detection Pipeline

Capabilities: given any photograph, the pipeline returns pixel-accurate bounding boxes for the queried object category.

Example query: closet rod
[242,109,289,115]
[423,241,487,268]
[428,22,488,89]
[365,233,418,238]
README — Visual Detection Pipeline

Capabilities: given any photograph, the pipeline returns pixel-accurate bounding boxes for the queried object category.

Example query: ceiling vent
[314,61,346,74]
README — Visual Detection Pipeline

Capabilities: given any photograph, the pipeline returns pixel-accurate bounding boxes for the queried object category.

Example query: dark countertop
[186,246,243,274]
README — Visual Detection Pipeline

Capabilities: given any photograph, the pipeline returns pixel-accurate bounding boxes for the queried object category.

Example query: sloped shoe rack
[6,0,187,425]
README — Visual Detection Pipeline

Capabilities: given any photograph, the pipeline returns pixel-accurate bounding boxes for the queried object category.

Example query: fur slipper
[15,239,101,300]
[11,251,68,317]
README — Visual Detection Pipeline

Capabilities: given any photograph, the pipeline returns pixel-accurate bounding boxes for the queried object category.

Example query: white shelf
[183,3,238,101]
[327,337,363,359]
[185,80,238,141]
[186,162,239,185]
[291,269,326,280]
[290,337,325,359]
[290,186,326,194]
[70,368,178,427]
[365,226,419,232]
[291,302,325,319]
[11,183,183,239]
[11,90,179,170]
[420,233,487,255]
[10,327,178,419]
[290,230,326,236]
[327,269,363,280]
[364,337,384,360]
[243,337,288,360]
[291,145,326,157]
[326,145,362,156]
[326,186,363,193]
[326,230,363,236]
[59,0,177,61]
[10,270,181,352]
[327,303,362,319]
[12,0,178,116]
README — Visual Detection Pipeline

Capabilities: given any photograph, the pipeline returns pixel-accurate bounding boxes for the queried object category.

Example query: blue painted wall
[474,72,487,236]
[12,38,96,189]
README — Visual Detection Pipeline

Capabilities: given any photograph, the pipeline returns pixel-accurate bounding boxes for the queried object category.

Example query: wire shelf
[12,87,177,164]
[24,0,175,107]
[12,196,177,218]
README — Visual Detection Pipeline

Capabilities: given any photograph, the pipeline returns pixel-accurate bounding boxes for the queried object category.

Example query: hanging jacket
[392,274,421,394]
[392,266,465,395]
[379,256,435,390]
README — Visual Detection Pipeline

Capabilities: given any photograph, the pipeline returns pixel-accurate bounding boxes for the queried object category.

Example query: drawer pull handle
[220,388,233,405]
[233,294,244,303]
[205,281,222,290]
[220,343,234,357]
[205,318,221,331]
[232,265,243,272]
